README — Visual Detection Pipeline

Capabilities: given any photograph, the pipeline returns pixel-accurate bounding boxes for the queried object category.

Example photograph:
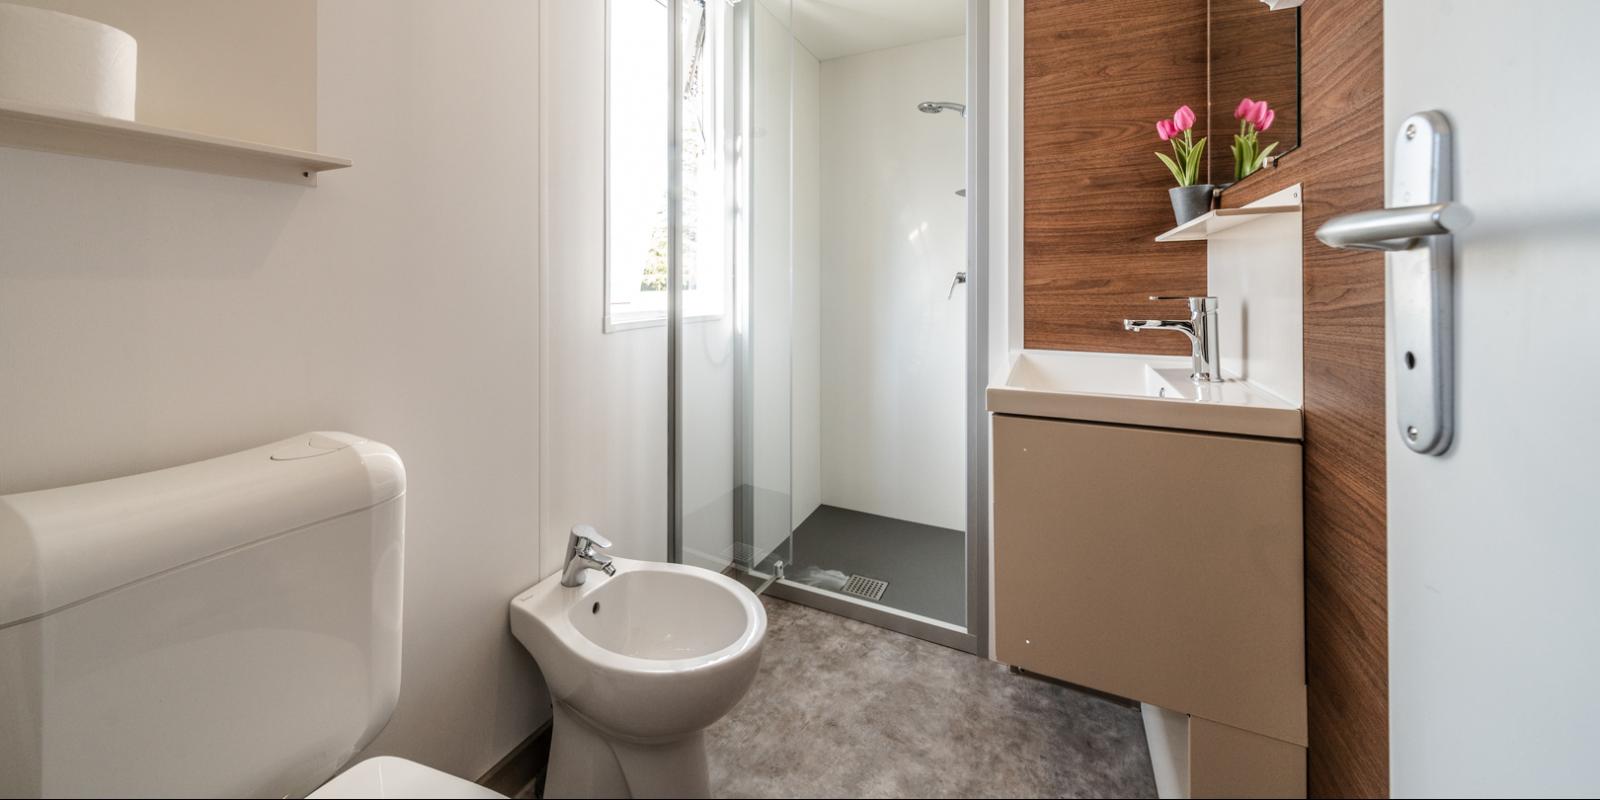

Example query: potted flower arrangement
[1231,97,1278,181]
[1154,104,1211,226]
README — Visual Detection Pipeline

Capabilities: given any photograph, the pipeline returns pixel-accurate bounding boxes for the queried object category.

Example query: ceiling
[781,0,966,61]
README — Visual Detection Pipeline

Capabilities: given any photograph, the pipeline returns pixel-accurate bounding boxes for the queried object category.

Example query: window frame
[602,0,730,334]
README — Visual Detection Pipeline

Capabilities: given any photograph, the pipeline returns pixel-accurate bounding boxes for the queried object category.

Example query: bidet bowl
[509,556,766,742]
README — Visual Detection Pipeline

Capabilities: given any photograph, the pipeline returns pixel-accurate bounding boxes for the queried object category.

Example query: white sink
[509,556,765,797]
[988,350,1301,439]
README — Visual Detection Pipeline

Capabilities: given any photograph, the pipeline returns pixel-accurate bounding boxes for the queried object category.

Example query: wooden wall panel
[1022,0,1208,354]
[1221,1,1388,796]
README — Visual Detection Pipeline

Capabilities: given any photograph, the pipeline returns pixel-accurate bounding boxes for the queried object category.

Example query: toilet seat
[308,757,507,799]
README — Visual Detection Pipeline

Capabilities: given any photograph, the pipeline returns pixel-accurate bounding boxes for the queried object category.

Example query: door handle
[947,271,967,299]
[1315,202,1471,252]
[1315,110,1468,455]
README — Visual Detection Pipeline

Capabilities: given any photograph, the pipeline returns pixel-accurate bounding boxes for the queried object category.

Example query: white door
[1385,3,1600,796]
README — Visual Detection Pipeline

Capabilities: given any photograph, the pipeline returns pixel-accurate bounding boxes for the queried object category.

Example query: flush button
[270,433,357,460]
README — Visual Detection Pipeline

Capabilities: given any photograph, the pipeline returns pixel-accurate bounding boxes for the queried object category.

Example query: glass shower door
[671,0,792,589]
[738,0,795,586]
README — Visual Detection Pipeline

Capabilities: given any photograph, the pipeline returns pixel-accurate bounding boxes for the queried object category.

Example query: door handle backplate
[1317,110,1465,455]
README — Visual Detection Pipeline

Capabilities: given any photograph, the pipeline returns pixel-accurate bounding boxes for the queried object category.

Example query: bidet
[509,532,766,799]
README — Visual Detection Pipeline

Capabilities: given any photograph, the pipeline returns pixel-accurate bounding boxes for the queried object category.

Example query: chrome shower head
[917,101,966,117]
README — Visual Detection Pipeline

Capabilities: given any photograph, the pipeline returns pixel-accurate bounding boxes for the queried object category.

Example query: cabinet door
[993,415,1305,745]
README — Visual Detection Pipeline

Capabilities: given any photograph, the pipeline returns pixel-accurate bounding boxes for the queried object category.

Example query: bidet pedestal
[544,703,710,799]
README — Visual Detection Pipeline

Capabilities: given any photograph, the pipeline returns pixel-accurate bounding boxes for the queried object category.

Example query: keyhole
[592,602,601,614]
[1404,351,1416,370]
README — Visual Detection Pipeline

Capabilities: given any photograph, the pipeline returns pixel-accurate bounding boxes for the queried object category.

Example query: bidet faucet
[1124,295,1223,382]
[561,524,616,587]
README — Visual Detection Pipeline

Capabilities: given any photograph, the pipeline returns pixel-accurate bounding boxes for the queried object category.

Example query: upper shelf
[0,98,350,186]
[1155,204,1300,242]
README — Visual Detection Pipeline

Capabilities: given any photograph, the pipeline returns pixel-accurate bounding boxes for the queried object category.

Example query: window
[605,0,730,332]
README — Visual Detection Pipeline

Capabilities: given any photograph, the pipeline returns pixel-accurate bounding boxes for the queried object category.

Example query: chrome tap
[561,524,616,587]
[1124,296,1223,383]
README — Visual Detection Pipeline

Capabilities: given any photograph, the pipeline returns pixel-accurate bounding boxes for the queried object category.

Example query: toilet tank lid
[0,432,405,628]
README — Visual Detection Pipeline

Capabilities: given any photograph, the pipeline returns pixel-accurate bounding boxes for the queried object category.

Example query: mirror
[1208,0,1300,192]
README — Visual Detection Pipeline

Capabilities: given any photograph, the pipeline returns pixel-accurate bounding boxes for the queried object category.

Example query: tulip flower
[1173,105,1196,132]
[1230,97,1278,181]
[1154,104,1206,187]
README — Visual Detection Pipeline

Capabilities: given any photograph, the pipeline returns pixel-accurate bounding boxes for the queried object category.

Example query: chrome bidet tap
[561,524,616,587]
[1124,295,1223,383]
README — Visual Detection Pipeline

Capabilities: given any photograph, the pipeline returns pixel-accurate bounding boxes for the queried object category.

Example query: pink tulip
[1257,107,1275,132]
[1156,118,1175,141]
[1248,100,1271,129]
[1234,97,1256,120]
[1173,105,1196,132]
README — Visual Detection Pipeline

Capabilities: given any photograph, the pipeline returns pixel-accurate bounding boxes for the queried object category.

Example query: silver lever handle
[1316,110,1464,456]
[947,271,967,299]
[1315,201,1472,252]
[569,523,612,552]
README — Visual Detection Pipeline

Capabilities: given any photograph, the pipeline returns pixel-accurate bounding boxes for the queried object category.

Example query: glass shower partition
[740,0,796,585]
[670,0,793,590]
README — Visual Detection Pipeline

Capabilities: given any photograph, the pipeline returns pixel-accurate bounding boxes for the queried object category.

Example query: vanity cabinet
[993,413,1305,797]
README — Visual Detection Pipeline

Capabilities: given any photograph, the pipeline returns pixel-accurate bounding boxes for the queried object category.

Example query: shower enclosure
[652,0,988,653]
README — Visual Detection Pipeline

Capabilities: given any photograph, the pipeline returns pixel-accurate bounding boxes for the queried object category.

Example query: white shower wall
[797,35,967,532]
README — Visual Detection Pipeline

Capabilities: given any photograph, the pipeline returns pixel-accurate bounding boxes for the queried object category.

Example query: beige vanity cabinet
[992,413,1306,798]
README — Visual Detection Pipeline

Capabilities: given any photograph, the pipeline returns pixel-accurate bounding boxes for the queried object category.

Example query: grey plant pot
[1169,183,1215,226]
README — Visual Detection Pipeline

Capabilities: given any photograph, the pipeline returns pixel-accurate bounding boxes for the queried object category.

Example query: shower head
[917,101,966,117]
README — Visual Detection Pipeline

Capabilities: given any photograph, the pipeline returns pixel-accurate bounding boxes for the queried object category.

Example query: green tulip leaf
[1155,151,1186,185]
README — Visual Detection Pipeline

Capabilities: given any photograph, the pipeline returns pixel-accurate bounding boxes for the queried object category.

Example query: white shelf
[1155,204,1300,242]
[0,98,350,185]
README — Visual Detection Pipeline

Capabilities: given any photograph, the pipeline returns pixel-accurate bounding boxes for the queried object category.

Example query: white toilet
[0,432,497,799]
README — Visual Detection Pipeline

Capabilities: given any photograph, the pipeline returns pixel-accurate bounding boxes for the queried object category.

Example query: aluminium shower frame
[668,0,992,658]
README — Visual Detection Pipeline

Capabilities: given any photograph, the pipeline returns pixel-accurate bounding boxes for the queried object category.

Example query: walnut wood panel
[1023,0,1208,354]
[1207,0,1300,186]
[1220,1,1388,796]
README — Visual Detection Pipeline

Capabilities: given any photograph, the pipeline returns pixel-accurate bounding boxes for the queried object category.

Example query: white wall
[0,0,546,780]
[817,35,967,531]
[990,0,1023,379]
[539,0,669,572]
[1207,185,1303,406]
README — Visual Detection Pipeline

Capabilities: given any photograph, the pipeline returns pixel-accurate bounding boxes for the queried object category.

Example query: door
[1385,4,1600,795]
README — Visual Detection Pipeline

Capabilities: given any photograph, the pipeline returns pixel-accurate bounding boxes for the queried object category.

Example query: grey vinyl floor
[705,596,1157,799]
[785,504,966,625]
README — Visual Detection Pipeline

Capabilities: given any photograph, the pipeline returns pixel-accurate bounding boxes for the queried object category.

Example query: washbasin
[988,350,1301,439]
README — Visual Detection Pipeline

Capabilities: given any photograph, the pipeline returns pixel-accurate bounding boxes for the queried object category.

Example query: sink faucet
[561,524,616,587]
[1124,295,1223,383]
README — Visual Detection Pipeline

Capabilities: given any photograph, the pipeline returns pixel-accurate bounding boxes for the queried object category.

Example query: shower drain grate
[841,574,889,602]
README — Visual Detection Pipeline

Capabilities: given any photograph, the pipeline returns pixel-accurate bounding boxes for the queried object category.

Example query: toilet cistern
[1124,295,1223,383]
[561,524,616,587]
